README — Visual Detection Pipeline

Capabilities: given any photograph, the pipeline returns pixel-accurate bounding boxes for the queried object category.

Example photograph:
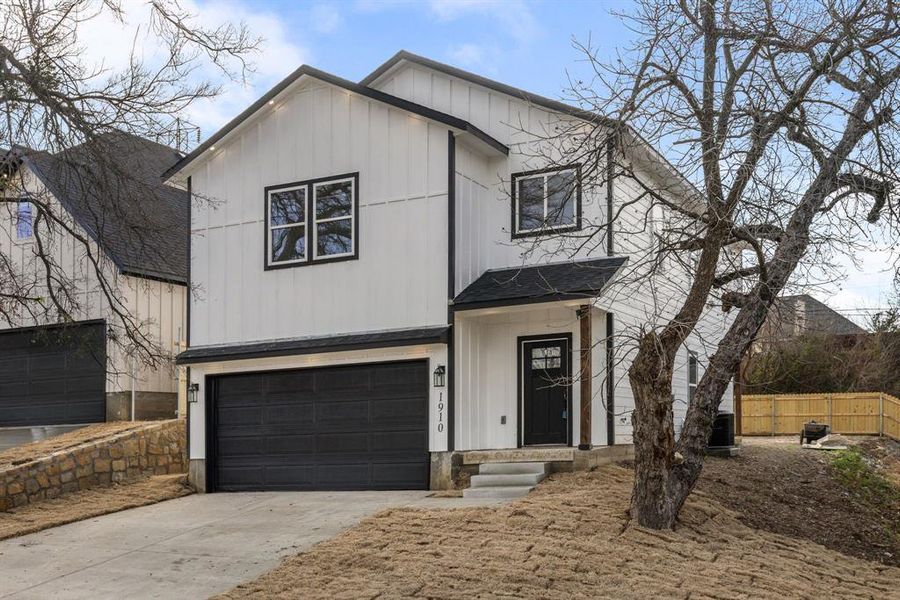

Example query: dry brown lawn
[0,474,192,541]
[0,421,155,470]
[219,464,900,600]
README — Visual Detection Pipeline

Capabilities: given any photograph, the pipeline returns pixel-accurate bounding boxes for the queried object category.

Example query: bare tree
[519,0,900,529]
[0,0,256,371]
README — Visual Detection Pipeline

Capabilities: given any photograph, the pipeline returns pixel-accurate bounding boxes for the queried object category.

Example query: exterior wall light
[188,383,200,404]
[433,365,446,388]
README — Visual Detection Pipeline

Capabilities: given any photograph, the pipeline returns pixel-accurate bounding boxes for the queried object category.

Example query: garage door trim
[205,358,431,492]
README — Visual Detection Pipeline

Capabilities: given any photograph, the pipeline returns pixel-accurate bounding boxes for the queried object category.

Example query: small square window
[512,165,581,238]
[16,201,33,240]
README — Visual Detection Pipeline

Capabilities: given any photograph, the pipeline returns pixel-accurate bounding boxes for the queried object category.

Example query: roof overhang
[176,325,449,365]
[162,65,508,183]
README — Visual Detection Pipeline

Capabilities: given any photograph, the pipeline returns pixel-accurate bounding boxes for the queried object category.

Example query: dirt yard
[698,436,900,566]
[219,459,900,599]
[0,474,192,540]
[0,421,151,470]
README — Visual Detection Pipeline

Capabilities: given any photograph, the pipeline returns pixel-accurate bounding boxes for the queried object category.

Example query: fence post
[880,393,885,436]
[827,394,833,426]
[771,395,777,436]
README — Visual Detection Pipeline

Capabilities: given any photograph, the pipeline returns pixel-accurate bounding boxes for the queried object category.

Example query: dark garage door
[210,360,429,491]
[0,321,106,427]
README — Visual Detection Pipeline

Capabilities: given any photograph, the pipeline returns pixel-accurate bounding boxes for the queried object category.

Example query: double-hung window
[16,200,33,240]
[511,165,581,238]
[265,173,358,269]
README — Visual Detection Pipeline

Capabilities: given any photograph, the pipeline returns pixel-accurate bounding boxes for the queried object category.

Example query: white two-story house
[170,51,732,492]
[1,132,187,426]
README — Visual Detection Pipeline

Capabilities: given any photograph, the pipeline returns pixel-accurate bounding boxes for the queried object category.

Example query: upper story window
[265,173,358,269]
[511,165,581,238]
[16,200,33,240]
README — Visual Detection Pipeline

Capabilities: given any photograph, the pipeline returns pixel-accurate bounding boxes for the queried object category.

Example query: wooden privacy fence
[741,392,900,440]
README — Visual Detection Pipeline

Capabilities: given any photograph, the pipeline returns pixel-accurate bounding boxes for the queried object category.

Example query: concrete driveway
[0,490,502,599]
[0,425,87,453]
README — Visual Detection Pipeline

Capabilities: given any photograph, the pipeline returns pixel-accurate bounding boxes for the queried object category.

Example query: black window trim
[264,172,360,270]
[510,164,582,240]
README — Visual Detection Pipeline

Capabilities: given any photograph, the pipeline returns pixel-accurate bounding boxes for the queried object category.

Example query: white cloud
[74,1,309,142]
[446,42,502,74]
[355,0,540,42]
[310,3,343,33]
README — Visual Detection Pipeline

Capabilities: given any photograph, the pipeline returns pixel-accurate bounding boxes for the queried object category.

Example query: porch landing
[459,445,634,468]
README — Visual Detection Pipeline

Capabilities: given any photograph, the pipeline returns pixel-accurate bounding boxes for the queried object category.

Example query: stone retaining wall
[0,419,186,511]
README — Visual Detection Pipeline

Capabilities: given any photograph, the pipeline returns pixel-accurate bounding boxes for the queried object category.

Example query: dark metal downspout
[606,312,615,446]
[605,136,616,445]
[447,131,456,452]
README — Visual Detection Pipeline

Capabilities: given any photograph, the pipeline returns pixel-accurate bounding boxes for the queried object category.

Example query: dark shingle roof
[453,257,627,310]
[20,132,188,283]
[176,326,450,364]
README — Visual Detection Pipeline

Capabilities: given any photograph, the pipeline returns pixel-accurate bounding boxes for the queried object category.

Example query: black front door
[521,337,570,446]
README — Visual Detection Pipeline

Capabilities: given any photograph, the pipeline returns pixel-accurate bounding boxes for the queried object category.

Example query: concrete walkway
[0,490,503,599]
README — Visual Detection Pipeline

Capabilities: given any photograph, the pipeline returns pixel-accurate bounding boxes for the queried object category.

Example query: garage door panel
[373,462,429,484]
[266,434,316,455]
[212,360,429,491]
[315,399,370,422]
[217,436,266,457]
[371,430,428,452]
[0,381,29,398]
[315,463,371,486]
[265,404,315,425]
[315,432,370,454]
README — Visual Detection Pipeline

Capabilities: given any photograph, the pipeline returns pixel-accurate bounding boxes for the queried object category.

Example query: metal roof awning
[452,256,627,312]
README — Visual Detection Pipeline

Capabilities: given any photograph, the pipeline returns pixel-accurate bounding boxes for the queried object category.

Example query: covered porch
[449,257,627,459]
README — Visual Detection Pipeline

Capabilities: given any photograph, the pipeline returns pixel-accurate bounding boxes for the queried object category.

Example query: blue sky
[82,0,895,322]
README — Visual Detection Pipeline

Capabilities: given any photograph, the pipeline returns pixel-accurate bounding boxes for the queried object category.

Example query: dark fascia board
[162,65,508,181]
[176,326,450,365]
[362,51,703,202]
[0,318,106,337]
[360,50,613,126]
[453,291,602,313]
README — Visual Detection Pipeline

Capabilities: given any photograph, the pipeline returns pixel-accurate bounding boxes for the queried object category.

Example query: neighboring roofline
[15,151,188,286]
[119,268,187,286]
[175,325,450,365]
[162,65,508,181]
[362,51,703,203]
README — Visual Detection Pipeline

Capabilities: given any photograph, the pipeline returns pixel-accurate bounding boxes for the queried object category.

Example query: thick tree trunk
[628,332,685,529]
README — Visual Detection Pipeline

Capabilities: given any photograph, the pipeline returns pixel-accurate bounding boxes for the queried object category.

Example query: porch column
[578,305,592,450]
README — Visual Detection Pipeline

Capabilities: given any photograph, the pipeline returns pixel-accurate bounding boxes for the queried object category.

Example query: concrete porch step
[469,472,545,488]
[478,461,548,475]
[462,485,535,499]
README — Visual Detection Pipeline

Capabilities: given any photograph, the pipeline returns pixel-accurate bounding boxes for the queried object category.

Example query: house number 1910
[437,392,444,433]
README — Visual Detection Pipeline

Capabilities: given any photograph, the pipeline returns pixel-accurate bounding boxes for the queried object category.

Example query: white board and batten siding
[374,62,613,295]
[183,77,456,459]
[1,168,186,396]
[188,79,450,348]
[453,303,610,451]
[376,61,733,446]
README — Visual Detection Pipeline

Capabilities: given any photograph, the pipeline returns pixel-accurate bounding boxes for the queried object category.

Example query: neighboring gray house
[0,132,188,426]
[169,51,733,493]
[756,294,866,346]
